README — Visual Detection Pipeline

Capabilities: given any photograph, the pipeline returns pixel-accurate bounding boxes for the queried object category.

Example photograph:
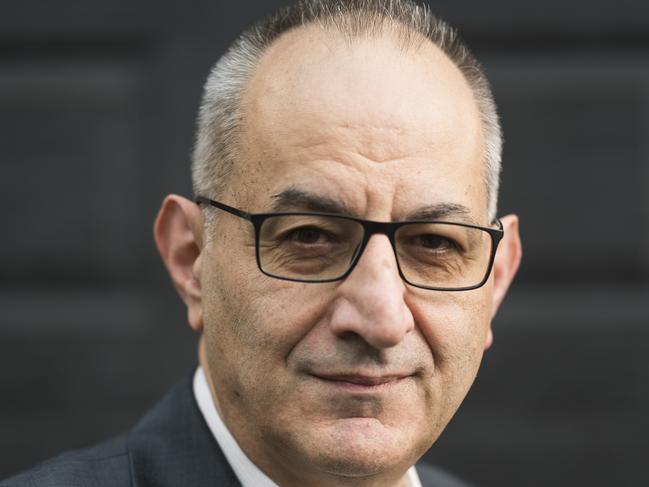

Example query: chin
[291,417,425,479]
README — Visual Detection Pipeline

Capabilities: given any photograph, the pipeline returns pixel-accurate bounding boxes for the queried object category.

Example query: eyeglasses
[196,196,503,291]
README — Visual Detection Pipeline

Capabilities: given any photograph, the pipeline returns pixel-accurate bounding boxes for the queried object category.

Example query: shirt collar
[193,366,421,487]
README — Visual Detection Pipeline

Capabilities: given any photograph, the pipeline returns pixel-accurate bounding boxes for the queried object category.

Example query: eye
[286,226,329,245]
[416,234,455,251]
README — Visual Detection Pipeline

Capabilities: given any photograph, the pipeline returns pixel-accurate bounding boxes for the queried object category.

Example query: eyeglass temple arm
[195,196,252,220]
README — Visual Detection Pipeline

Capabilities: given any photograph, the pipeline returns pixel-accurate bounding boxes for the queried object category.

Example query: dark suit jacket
[1,370,471,487]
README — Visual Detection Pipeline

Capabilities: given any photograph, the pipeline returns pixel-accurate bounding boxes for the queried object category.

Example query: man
[2,0,521,486]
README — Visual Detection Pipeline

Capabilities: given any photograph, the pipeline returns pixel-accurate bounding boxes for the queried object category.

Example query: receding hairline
[238,19,485,168]
[246,19,474,91]
[255,13,445,58]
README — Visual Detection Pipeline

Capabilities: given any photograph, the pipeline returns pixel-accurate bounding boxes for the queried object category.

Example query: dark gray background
[1,1,648,486]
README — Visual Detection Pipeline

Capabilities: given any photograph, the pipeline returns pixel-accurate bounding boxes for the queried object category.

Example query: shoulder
[0,436,131,487]
[416,461,475,487]
[1,369,238,487]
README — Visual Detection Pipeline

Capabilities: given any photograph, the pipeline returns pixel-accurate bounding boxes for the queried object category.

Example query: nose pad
[329,235,415,349]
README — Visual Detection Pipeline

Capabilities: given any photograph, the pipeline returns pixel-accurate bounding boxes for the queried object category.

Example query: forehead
[236,24,486,219]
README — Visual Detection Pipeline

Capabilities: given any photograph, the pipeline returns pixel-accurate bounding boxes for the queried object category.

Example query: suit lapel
[127,369,241,487]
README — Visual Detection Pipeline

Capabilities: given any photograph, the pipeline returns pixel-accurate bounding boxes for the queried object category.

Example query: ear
[154,194,205,333]
[486,214,522,348]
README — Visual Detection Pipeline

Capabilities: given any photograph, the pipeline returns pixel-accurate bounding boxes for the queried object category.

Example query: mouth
[309,372,412,392]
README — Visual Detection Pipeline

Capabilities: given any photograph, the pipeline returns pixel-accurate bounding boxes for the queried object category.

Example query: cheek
[235,280,332,346]
[199,242,263,387]
[406,290,491,433]
[202,268,337,432]
[409,289,491,379]
[201,243,332,378]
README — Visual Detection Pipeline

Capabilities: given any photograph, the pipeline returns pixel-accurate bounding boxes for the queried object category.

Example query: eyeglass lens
[258,214,493,289]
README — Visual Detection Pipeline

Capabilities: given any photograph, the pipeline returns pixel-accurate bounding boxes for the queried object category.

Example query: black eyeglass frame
[196,196,504,291]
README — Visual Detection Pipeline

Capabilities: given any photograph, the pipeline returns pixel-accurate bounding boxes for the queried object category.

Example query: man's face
[200,27,492,482]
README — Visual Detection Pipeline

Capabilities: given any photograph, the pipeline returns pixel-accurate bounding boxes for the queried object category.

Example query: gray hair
[192,0,502,220]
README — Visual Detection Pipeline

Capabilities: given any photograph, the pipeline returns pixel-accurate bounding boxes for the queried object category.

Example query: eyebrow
[269,187,476,223]
[270,188,350,214]
[406,203,476,223]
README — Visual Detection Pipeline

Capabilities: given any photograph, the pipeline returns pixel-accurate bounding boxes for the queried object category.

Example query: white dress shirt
[193,366,422,487]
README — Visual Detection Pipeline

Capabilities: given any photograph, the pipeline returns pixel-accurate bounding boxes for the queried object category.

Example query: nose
[328,234,415,349]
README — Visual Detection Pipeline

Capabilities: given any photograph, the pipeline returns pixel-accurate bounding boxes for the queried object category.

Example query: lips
[310,372,411,389]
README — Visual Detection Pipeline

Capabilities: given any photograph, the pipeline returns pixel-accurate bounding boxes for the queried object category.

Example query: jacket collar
[127,368,240,487]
